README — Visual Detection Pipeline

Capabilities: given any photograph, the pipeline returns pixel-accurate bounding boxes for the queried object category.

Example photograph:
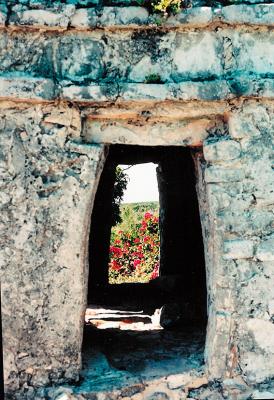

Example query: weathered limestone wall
[0,104,106,394]
[1,4,274,103]
[200,102,274,383]
[0,2,274,398]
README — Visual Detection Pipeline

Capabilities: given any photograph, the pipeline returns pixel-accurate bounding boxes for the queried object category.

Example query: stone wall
[0,2,274,398]
[201,102,274,383]
[0,104,107,394]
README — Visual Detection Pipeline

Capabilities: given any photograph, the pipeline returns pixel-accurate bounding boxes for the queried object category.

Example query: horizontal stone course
[0,28,274,88]
[4,5,274,29]
[61,82,233,102]
[1,76,274,104]
[23,80,274,102]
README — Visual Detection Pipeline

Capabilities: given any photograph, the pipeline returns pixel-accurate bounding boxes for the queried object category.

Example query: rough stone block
[0,77,56,100]
[58,37,104,82]
[246,319,274,354]
[71,7,149,28]
[165,7,213,26]
[229,77,274,98]
[205,166,244,183]
[172,32,222,81]
[0,4,7,26]
[0,33,55,79]
[229,31,274,76]
[120,82,231,102]
[61,84,115,102]
[70,8,91,28]
[256,238,274,261]
[10,5,76,28]
[223,239,254,259]
[120,83,169,101]
[222,4,274,26]
[203,139,241,162]
[101,7,149,26]
[228,105,270,139]
[240,351,274,384]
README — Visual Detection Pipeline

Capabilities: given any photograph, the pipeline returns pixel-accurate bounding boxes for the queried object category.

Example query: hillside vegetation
[109,202,160,284]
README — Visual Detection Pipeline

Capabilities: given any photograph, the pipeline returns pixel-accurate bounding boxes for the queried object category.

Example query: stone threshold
[0,4,274,30]
[1,76,274,102]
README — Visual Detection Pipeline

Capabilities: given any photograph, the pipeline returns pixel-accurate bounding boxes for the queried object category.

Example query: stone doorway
[80,144,208,392]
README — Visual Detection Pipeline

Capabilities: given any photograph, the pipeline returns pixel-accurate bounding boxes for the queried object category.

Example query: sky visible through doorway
[121,163,159,203]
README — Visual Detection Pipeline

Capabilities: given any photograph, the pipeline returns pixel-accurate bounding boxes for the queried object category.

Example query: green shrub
[137,0,183,15]
[145,73,164,84]
[152,0,182,14]
[109,204,160,284]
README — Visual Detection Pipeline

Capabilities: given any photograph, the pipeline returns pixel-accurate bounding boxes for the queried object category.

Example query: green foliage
[145,73,164,83]
[113,202,159,233]
[137,0,183,15]
[152,0,182,14]
[111,167,129,227]
[109,207,160,284]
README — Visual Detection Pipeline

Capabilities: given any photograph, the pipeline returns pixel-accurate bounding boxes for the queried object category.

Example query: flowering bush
[109,211,160,284]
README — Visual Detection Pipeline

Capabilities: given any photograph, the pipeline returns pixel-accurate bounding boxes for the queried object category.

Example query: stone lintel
[84,118,215,146]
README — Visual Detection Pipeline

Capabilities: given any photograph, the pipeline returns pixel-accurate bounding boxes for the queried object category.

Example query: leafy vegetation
[145,73,164,84]
[152,0,182,14]
[111,167,129,227]
[137,0,184,15]
[109,202,160,284]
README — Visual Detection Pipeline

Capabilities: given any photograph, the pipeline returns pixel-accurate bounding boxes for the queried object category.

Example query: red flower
[144,236,150,243]
[111,260,122,271]
[144,212,153,220]
[141,221,147,228]
[110,246,122,257]
[151,263,159,279]
[133,259,141,268]
[134,238,140,243]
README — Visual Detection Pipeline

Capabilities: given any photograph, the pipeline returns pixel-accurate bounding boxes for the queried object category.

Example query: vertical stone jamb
[0,104,106,395]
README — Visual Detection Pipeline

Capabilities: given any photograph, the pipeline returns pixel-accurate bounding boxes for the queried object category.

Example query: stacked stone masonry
[0,1,274,399]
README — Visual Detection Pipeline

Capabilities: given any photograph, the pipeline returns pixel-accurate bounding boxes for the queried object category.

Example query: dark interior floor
[72,305,206,395]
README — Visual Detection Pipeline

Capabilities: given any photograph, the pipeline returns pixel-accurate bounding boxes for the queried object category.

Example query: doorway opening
[80,145,207,393]
[108,162,160,285]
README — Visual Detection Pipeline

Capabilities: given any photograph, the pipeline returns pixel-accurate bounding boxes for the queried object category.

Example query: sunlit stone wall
[0,1,274,398]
